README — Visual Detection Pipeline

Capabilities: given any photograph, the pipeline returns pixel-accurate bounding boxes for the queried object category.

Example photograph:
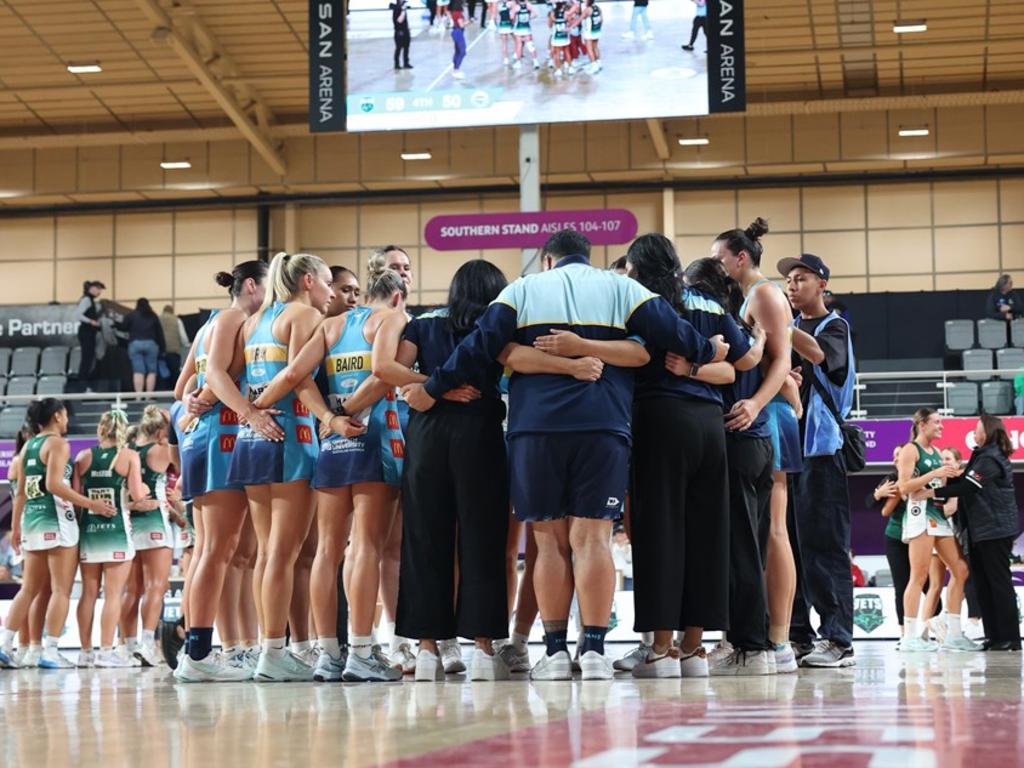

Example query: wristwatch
[688,362,701,378]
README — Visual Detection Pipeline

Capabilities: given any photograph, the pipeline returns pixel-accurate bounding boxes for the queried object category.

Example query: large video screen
[343,0,745,131]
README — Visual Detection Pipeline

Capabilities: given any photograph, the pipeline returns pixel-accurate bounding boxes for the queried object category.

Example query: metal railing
[0,391,176,407]
[852,368,1017,419]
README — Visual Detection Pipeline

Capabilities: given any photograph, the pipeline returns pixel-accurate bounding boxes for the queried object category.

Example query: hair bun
[214,271,234,288]
[745,217,769,241]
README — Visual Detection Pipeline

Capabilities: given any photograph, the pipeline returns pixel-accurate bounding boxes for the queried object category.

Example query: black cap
[777,253,829,282]
[83,280,106,291]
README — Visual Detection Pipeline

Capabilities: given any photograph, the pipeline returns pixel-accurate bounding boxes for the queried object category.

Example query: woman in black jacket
[930,415,1022,650]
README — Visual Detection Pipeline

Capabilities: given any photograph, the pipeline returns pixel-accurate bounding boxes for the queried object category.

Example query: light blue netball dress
[227,301,319,485]
[179,311,243,499]
[740,280,803,474]
[313,305,404,489]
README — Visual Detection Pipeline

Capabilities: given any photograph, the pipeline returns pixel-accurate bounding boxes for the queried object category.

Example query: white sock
[101,646,114,653]
[290,640,312,653]
[0,627,14,650]
[352,634,373,659]
[905,617,919,639]
[641,632,654,646]
[126,638,140,651]
[320,637,341,659]
[29,642,42,651]
[222,645,239,656]
[946,613,963,638]
[511,632,529,653]
[44,635,58,651]
[141,629,155,645]
[262,637,286,657]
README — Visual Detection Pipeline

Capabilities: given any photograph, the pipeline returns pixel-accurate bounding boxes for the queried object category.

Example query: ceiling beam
[132,0,287,175]
[0,123,309,150]
[645,119,671,161]
[749,36,1024,65]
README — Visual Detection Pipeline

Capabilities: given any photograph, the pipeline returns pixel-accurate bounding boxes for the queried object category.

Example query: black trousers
[395,403,509,640]
[790,452,853,647]
[77,325,97,381]
[884,535,943,626]
[968,536,1021,645]
[725,434,773,650]
[468,0,478,18]
[687,16,707,45]
[631,397,729,632]
[394,29,411,67]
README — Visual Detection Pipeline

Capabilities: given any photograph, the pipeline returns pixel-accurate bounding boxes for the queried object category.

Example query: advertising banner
[424,209,639,251]
[0,304,79,348]
[308,0,345,132]
[853,416,1024,464]
[707,0,746,112]
[0,438,95,475]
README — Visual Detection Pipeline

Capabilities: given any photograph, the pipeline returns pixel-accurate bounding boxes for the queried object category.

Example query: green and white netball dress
[902,443,954,542]
[21,434,78,551]
[131,443,172,550]
[79,445,134,563]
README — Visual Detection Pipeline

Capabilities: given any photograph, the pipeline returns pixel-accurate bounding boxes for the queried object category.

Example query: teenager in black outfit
[75,280,105,383]
[391,0,413,69]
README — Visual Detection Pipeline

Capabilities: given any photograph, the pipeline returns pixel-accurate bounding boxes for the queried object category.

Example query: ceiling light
[160,160,192,170]
[401,151,432,161]
[677,137,710,146]
[893,21,927,34]
[898,127,930,138]
[66,62,103,74]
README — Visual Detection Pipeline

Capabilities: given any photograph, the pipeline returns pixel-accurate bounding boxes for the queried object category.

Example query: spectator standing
[681,0,706,51]
[987,274,1021,321]
[391,0,412,70]
[120,298,166,393]
[160,305,189,386]
[621,0,651,40]
[75,280,105,384]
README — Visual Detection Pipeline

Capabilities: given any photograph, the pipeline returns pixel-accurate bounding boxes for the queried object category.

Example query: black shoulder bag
[810,373,866,473]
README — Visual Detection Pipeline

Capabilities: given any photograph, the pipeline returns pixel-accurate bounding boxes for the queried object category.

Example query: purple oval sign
[424,209,639,251]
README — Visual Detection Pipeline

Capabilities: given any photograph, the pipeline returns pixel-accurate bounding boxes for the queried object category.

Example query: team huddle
[2,220,868,683]
[495,0,604,75]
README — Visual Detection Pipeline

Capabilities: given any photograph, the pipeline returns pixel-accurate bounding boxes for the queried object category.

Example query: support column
[283,204,299,254]
[519,124,541,274]
[662,187,676,245]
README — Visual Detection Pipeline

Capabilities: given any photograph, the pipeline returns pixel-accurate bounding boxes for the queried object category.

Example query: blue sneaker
[0,646,16,669]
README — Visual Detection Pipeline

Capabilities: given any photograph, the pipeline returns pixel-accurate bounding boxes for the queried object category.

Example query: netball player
[0,399,116,669]
[246,268,404,682]
[498,0,515,64]
[626,237,761,679]
[512,0,542,70]
[581,0,603,73]
[485,0,498,29]
[403,229,726,682]
[896,409,978,652]
[436,0,451,30]
[173,261,271,683]
[116,407,174,667]
[713,219,800,673]
[548,1,571,77]
[328,266,361,316]
[222,252,334,682]
[75,409,151,668]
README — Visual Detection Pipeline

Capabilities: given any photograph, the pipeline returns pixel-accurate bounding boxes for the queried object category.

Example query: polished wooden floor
[1,643,1021,767]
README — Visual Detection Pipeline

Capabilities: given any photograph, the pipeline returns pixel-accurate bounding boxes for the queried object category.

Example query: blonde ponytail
[259,251,328,313]
[98,409,130,449]
[366,263,407,303]
[139,404,168,440]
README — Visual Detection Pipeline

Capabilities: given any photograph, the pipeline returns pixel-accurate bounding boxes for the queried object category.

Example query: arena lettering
[316,3,335,124]
[4,319,77,337]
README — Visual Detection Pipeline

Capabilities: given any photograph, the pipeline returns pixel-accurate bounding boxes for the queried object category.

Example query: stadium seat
[36,375,66,396]
[1011,319,1024,349]
[962,349,993,381]
[996,348,1024,380]
[39,346,69,376]
[0,406,26,438]
[982,381,1014,415]
[5,376,36,398]
[874,569,893,587]
[944,320,975,351]
[948,382,979,416]
[68,346,81,375]
[9,347,40,377]
[0,379,5,397]
[0,348,10,378]
[977,319,1008,350]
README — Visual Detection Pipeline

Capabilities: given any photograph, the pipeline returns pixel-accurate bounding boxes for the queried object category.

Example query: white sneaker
[77,650,96,668]
[414,649,445,682]
[390,643,417,674]
[344,651,403,682]
[313,651,346,682]
[115,645,141,667]
[502,57,509,66]
[291,645,320,668]
[632,647,682,679]
[95,649,139,668]
[530,650,572,681]
[621,31,635,39]
[513,59,522,71]
[498,642,531,673]
[773,644,798,674]
[134,643,161,668]
[710,649,775,676]
[255,650,316,682]
[707,639,734,665]
[679,646,709,678]
[439,639,466,673]
[38,648,75,669]
[533,60,540,70]
[643,31,654,40]
[22,646,42,667]
[553,68,563,78]
[176,653,254,683]
[926,616,948,644]
[579,650,614,681]
[470,648,511,681]
[452,70,466,80]
[613,642,652,672]
[0,646,18,669]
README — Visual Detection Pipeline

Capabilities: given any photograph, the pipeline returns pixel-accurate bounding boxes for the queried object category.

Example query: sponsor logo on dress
[297,425,313,444]
[386,411,400,431]
[220,408,239,426]
[220,435,236,452]
[150,532,163,541]
[293,400,310,418]
[390,439,405,459]
[43,532,56,541]
[853,593,885,633]
[606,497,621,507]
[114,551,125,560]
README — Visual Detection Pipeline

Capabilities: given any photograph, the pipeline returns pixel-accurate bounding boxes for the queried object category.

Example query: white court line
[425,27,496,91]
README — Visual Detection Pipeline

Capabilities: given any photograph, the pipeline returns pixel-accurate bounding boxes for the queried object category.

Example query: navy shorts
[509,431,628,522]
